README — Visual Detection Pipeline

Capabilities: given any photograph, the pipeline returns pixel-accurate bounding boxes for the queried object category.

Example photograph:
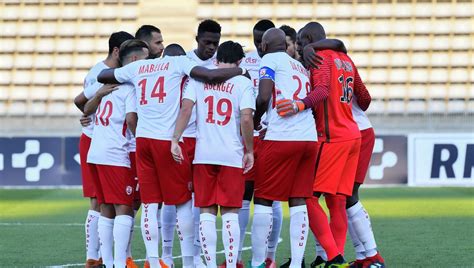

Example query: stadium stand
[0,0,472,134]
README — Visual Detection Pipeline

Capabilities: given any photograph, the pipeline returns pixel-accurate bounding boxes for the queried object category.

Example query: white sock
[126,210,137,258]
[85,210,100,260]
[347,201,378,258]
[289,205,308,268]
[177,200,195,267]
[114,215,134,268]
[222,213,240,268]
[161,204,176,261]
[200,213,217,268]
[348,218,365,260]
[141,203,160,268]
[98,216,114,268]
[192,194,204,266]
[238,200,250,261]
[314,236,327,260]
[251,205,273,266]
[267,201,283,260]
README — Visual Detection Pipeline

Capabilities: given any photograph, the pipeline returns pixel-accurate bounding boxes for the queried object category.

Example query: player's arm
[74,92,88,112]
[352,67,371,111]
[255,78,273,130]
[189,66,248,84]
[171,99,195,164]
[240,108,254,174]
[303,39,347,69]
[126,112,138,136]
[276,57,331,117]
[83,84,119,115]
[97,69,120,84]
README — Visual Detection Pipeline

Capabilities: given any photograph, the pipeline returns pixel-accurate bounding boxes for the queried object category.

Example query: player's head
[280,25,298,59]
[195,19,221,60]
[216,41,245,68]
[163,43,186,57]
[253,19,275,56]
[135,25,164,59]
[260,28,286,57]
[119,39,149,66]
[298,22,326,58]
[108,31,134,63]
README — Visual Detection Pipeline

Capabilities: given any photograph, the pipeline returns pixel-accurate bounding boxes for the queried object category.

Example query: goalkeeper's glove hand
[276,99,305,117]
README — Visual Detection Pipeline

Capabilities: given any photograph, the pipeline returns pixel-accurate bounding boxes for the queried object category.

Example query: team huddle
[74,19,385,268]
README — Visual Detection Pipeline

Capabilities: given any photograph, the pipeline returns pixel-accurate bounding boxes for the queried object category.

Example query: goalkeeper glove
[276,99,305,117]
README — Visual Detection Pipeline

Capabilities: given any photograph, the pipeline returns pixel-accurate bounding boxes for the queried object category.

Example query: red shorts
[183,137,196,164]
[92,164,134,206]
[255,141,317,201]
[136,138,192,205]
[193,164,244,208]
[129,152,140,201]
[79,134,97,198]
[244,136,260,181]
[355,128,375,184]
[313,138,361,196]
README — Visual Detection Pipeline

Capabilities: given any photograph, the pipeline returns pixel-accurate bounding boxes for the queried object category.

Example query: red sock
[306,196,340,260]
[326,194,348,254]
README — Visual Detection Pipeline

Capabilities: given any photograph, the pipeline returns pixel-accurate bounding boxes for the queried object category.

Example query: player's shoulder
[243,51,260,64]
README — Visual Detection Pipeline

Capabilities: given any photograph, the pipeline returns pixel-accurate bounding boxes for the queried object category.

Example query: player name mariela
[204,82,234,94]
[138,62,170,74]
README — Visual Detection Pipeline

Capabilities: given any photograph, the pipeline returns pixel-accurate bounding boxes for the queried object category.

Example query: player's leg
[98,203,116,268]
[159,140,194,268]
[346,129,384,267]
[286,198,309,268]
[326,194,348,254]
[136,138,163,268]
[251,198,274,267]
[114,203,135,268]
[161,204,177,267]
[79,134,101,266]
[126,152,139,267]
[221,207,241,268]
[267,201,283,264]
[238,181,253,263]
[199,205,219,268]
[306,143,345,265]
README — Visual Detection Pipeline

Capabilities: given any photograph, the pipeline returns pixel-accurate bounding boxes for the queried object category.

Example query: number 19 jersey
[113,56,197,140]
[183,76,255,168]
[259,52,316,142]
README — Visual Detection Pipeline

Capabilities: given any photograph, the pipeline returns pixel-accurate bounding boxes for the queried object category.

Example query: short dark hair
[135,25,161,41]
[253,19,275,32]
[216,41,245,64]
[119,39,149,63]
[197,19,221,36]
[108,31,134,55]
[280,25,297,42]
[163,43,186,57]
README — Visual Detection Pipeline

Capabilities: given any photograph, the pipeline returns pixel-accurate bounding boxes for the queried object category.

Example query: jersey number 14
[138,76,166,105]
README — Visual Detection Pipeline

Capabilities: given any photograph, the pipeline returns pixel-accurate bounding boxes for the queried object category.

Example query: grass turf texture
[0,187,473,267]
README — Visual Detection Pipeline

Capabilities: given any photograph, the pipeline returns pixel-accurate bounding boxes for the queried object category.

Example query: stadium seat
[0,55,14,69]
[30,101,47,116]
[30,87,50,101]
[0,88,9,100]
[8,101,27,116]
[428,99,447,114]
[406,100,426,114]
[447,100,466,114]
[386,100,406,114]
[48,102,68,116]
[0,101,7,116]
[366,99,385,115]
[32,70,52,85]
[0,71,11,85]
[386,85,407,99]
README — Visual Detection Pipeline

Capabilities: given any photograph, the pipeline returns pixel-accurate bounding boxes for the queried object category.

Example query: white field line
[0,222,281,268]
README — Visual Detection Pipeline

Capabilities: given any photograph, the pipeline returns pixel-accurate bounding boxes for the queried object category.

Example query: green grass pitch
[0,187,473,267]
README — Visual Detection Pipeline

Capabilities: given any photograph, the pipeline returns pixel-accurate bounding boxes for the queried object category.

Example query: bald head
[301,22,326,43]
[260,28,287,57]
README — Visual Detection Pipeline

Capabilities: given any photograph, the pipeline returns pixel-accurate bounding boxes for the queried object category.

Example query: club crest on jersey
[126,185,133,196]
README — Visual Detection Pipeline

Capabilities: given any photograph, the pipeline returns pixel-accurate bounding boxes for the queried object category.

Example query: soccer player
[82,39,149,268]
[73,31,134,268]
[171,40,255,268]
[279,25,299,61]
[97,45,248,268]
[184,19,221,268]
[135,25,164,59]
[238,19,285,268]
[251,28,318,268]
[278,22,369,267]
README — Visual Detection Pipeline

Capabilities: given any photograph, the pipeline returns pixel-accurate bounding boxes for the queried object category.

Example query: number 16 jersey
[114,56,197,141]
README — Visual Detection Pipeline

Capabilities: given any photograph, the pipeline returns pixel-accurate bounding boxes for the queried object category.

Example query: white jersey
[183,50,218,138]
[241,50,265,136]
[352,95,372,130]
[87,84,137,167]
[259,52,317,142]
[82,61,109,137]
[184,76,255,168]
[114,55,196,140]
[126,129,136,153]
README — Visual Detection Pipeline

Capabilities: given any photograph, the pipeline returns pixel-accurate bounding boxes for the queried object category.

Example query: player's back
[87,84,136,167]
[82,61,109,137]
[186,75,255,168]
[312,50,360,143]
[260,51,316,142]
[240,50,261,89]
[114,55,196,140]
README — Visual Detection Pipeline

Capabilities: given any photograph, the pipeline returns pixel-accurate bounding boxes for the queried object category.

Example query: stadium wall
[0,134,472,187]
